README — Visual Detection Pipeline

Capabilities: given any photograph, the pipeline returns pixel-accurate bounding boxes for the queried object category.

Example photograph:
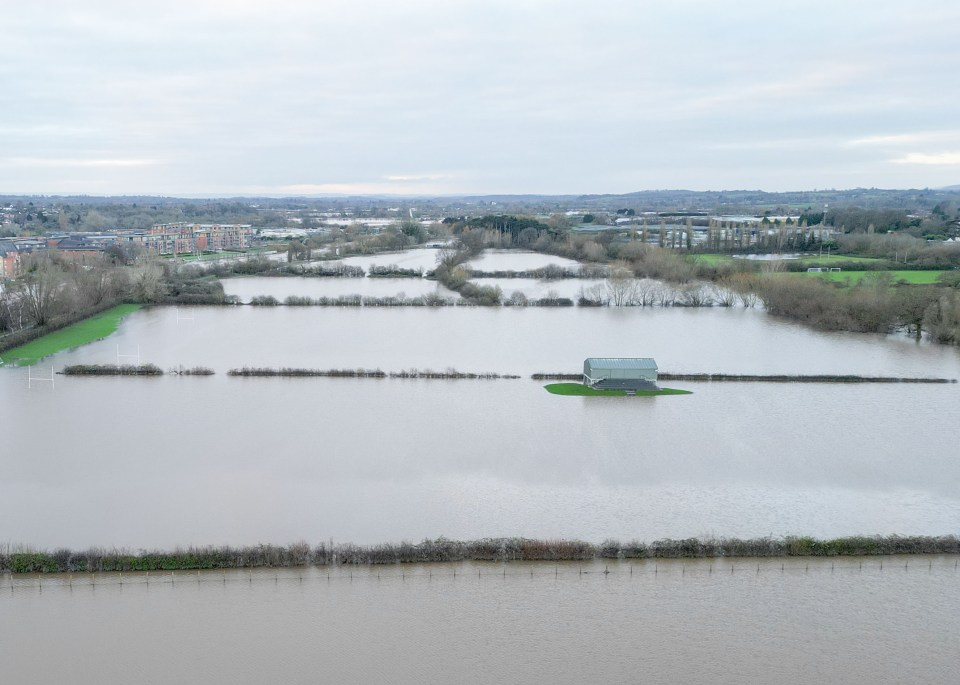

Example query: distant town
[2,188,959,279]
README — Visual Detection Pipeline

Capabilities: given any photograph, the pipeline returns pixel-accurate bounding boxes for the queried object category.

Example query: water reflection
[2,285,959,549]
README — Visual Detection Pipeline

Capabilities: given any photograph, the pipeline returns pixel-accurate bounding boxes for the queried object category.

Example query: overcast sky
[1,0,958,196]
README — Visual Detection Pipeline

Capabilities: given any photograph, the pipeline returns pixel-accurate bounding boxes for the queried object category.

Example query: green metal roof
[584,358,658,371]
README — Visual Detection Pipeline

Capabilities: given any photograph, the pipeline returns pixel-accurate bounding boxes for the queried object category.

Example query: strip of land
[3,535,957,573]
[545,383,691,396]
[0,304,142,367]
[533,373,955,383]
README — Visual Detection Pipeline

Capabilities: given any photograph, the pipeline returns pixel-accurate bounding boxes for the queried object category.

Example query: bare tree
[0,288,27,331]
[71,257,123,307]
[679,284,714,307]
[18,255,68,326]
[131,261,167,303]
[604,268,638,306]
[634,280,657,307]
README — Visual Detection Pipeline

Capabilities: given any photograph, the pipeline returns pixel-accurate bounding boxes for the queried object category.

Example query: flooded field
[222,275,456,302]
[3,559,958,684]
[3,248,959,684]
[2,301,958,550]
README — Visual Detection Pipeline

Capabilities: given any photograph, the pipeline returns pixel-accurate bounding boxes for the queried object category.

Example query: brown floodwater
[2,558,957,684]
[1,304,959,549]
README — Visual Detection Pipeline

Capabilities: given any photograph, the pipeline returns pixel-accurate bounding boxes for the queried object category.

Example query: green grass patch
[690,254,734,265]
[0,304,142,367]
[795,270,946,285]
[545,383,692,396]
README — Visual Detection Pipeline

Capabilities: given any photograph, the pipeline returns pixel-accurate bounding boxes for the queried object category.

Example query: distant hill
[941,184,960,191]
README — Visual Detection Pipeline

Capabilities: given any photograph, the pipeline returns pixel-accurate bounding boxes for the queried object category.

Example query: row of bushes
[367,264,424,278]
[61,364,163,376]
[531,372,953,383]
[226,367,519,379]
[4,535,958,572]
[261,294,456,307]
[247,292,747,308]
[255,293,581,307]
[62,365,215,376]
[655,373,953,383]
[193,259,365,279]
[465,265,606,280]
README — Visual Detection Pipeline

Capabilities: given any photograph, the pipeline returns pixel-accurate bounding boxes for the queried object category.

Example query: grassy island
[0,304,142,367]
[545,383,692,397]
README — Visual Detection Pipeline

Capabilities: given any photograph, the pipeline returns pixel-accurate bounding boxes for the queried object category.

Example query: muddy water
[2,559,957,684]
[1,303,959,549]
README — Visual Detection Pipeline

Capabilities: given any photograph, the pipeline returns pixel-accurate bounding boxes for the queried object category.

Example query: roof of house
[584,357,658,371]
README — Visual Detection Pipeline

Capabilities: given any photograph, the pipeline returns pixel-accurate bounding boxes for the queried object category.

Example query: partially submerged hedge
[3,535,958,573]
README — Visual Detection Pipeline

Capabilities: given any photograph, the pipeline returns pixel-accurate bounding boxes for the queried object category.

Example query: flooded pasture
[3,559,958,684]
[3,247,959,684]
[1,302,958,550]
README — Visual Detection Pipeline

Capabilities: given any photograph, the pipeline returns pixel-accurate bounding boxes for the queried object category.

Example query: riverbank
[0,304,142,367]
[4,535,957,573]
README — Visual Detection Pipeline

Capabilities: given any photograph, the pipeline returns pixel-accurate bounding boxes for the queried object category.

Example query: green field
[0,304,143,367]
[799,270,946,285]
[691,254,734,266]
[545,383,692,397]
